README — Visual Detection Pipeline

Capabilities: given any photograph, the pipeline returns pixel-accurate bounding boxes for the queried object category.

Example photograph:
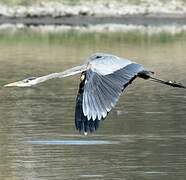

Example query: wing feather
[83,63,143,121]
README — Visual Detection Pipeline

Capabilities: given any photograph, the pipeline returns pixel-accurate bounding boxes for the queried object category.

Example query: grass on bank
[0,28,186,46]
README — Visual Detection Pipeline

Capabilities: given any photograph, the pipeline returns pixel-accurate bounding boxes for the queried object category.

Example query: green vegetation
[0,28,186,45]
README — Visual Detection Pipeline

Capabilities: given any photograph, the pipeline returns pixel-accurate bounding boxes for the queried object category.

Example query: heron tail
[138,70,186,89]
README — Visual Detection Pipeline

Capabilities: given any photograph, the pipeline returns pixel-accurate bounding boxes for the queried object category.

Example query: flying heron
[4,53,186,135]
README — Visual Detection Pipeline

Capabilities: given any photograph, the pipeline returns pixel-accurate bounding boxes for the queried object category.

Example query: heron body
[4,53,186,135]
[74,53,144,133]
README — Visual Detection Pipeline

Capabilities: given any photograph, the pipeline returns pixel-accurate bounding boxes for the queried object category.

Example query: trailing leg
[138,70,186,89]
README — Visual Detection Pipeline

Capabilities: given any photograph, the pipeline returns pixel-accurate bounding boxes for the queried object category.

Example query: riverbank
[0,0,186,33]
[0,0,186,18]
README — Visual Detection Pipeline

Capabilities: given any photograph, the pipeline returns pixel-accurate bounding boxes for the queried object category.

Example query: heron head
[4,77,37,87]
[89,53,106,61]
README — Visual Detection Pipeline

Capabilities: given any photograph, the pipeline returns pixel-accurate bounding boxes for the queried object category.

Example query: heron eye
[23,79,29,83]
[23,77,36,83]
[24,77,36,83]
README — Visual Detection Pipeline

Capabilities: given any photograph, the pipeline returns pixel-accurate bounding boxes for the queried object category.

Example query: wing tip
[75,118,101,135]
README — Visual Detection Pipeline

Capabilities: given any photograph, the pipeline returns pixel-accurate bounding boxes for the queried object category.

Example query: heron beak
[4,81,24,87]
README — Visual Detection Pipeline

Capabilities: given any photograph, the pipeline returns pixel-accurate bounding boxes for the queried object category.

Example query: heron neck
[34,64,87,85]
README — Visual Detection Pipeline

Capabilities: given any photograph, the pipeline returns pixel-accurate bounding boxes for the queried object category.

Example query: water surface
[0,31,186,180]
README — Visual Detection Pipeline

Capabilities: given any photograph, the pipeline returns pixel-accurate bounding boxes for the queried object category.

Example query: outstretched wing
[83,63,143,120]
[75,63,143,134]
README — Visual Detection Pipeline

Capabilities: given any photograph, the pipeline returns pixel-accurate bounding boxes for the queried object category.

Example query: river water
[0,32,186,180]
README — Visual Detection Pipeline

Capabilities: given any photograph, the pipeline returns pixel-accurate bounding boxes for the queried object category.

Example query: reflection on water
[28,140,118,145]
[0,31,186,180]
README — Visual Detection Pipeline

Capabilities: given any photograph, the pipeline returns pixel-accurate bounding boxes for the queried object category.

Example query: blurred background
[0,0,186,180]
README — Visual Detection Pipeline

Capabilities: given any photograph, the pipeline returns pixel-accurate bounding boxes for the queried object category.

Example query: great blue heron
[4,53,186,135]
